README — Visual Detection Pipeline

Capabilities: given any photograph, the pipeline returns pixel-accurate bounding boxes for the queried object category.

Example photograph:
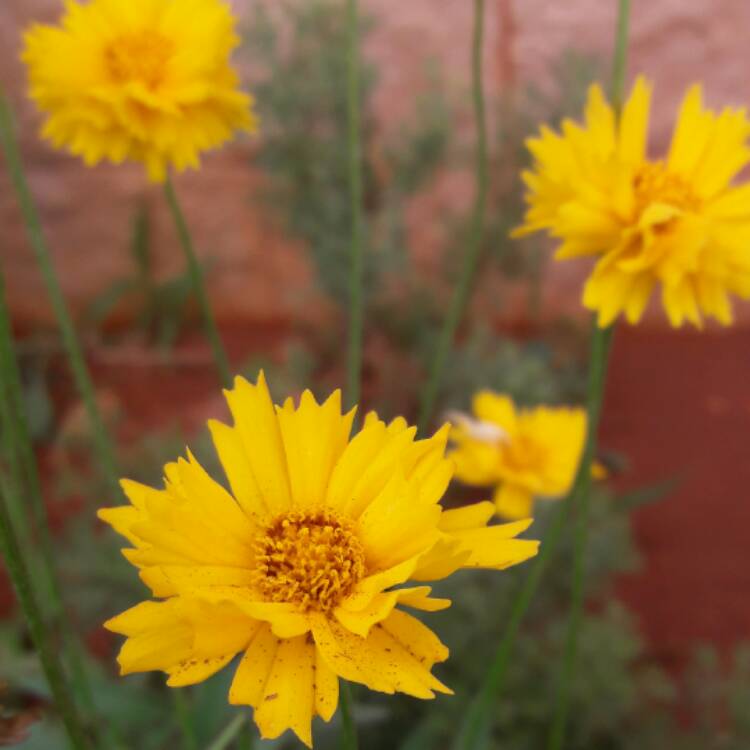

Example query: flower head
[515,77,750,327]
[23,0,256,182]
[99,374,538,746]
[449,391,586,520]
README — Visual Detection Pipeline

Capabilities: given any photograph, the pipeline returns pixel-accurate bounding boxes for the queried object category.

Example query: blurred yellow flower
[449,391,586,520]
[23,0,256,182]
[99,374,538,747]
[515,76,750,328]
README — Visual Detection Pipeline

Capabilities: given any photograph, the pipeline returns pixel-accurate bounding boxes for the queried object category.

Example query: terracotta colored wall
[2,0,750,329]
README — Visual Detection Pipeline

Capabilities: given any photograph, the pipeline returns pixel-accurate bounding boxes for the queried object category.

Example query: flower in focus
[449,391,586,520]
[514,76,750,327]
[99,374,538,746]
[23,0,256,182]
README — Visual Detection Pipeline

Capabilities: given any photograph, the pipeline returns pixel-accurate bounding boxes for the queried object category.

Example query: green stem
[172,689,197,750]
[0,475,91,749]
[0,92,121,501]
[206,712,251,750]
[610,0,632,109]
[0,269,96,716]
[345,0,365,411]
[455,324,615,750]
[417,0,489,434]
[339,681,359,750]
[546,326,615,750]
[545,4,629,748]
[235,720,254,750]
[163,175,231,389]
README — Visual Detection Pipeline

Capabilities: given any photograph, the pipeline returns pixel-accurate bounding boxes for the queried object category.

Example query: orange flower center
[104,30,174,89]
[254,510,365,612]
[633,161,700,216]
[501,433,547,474]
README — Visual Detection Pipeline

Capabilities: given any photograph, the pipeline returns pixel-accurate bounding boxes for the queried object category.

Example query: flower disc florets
[255,510,365,612]
[103,30,174,89]
[632,161,700,217]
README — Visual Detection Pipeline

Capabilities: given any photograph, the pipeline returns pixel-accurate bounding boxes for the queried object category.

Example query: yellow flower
[449,391,586,520]
[514,77,750,327]
[99,374,538,747]
[23,0,256,182]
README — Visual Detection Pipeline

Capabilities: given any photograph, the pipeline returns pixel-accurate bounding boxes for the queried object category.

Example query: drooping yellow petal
[311,610,452,699]
[230,625,335,748]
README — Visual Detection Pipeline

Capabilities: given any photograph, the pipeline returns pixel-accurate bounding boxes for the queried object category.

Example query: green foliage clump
[245,0,450,304]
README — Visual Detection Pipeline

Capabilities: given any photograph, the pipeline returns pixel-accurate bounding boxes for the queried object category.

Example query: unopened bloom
[99,374,538,746]
[449,391,586,520]
[515,77,750,327]
[23,0,256,182]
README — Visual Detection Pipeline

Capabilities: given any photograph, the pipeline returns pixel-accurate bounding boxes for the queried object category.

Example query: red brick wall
[2,0,750,329]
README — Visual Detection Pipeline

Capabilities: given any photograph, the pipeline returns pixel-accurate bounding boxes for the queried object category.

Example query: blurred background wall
[3,0,750,328]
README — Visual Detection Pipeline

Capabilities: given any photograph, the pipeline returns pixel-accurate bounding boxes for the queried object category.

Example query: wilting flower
[23,0,256,182]
[99,374,538,746]
[449,391,586,520]
[515,76,750,327]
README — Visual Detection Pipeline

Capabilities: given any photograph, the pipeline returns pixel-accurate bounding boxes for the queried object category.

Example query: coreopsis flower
[23,0,256,182]
[449,391,586,520]
[515,77,750,327]
[99,374,538,747]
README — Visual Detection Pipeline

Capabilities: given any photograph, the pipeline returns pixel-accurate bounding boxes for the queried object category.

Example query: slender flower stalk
[0,270,96,714]
[0,474,91,750]
[546,5,629,748]
[207,713,251,750]
[163,175,231,388]
[339,683,359,750]
[454,325,614,750]
[235,721,255,750]
[546,326,615,749]
[339,2,364,745]
[345,0,365,412]
[0,92,121,500]
[172,690,198,750]
[418,0,489,433]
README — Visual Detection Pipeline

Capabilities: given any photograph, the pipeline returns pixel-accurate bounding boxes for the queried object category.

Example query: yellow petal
[472,391,517,431]
[253,635,316,747]
[493,483,534,520]
[334,591,400,638]
[224,373,292,515]
[311,610,452,699]
[438,501,495,532]
[618,76,651,164]
[668,84,712,176]
[314,647,339,722]
[166,654,235,687]
[395,587,451,612]
[356,471,441,571]
[229,624,279,708]
[208,418,267,520]
[139,564,257,598]
[276,389,355,509]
